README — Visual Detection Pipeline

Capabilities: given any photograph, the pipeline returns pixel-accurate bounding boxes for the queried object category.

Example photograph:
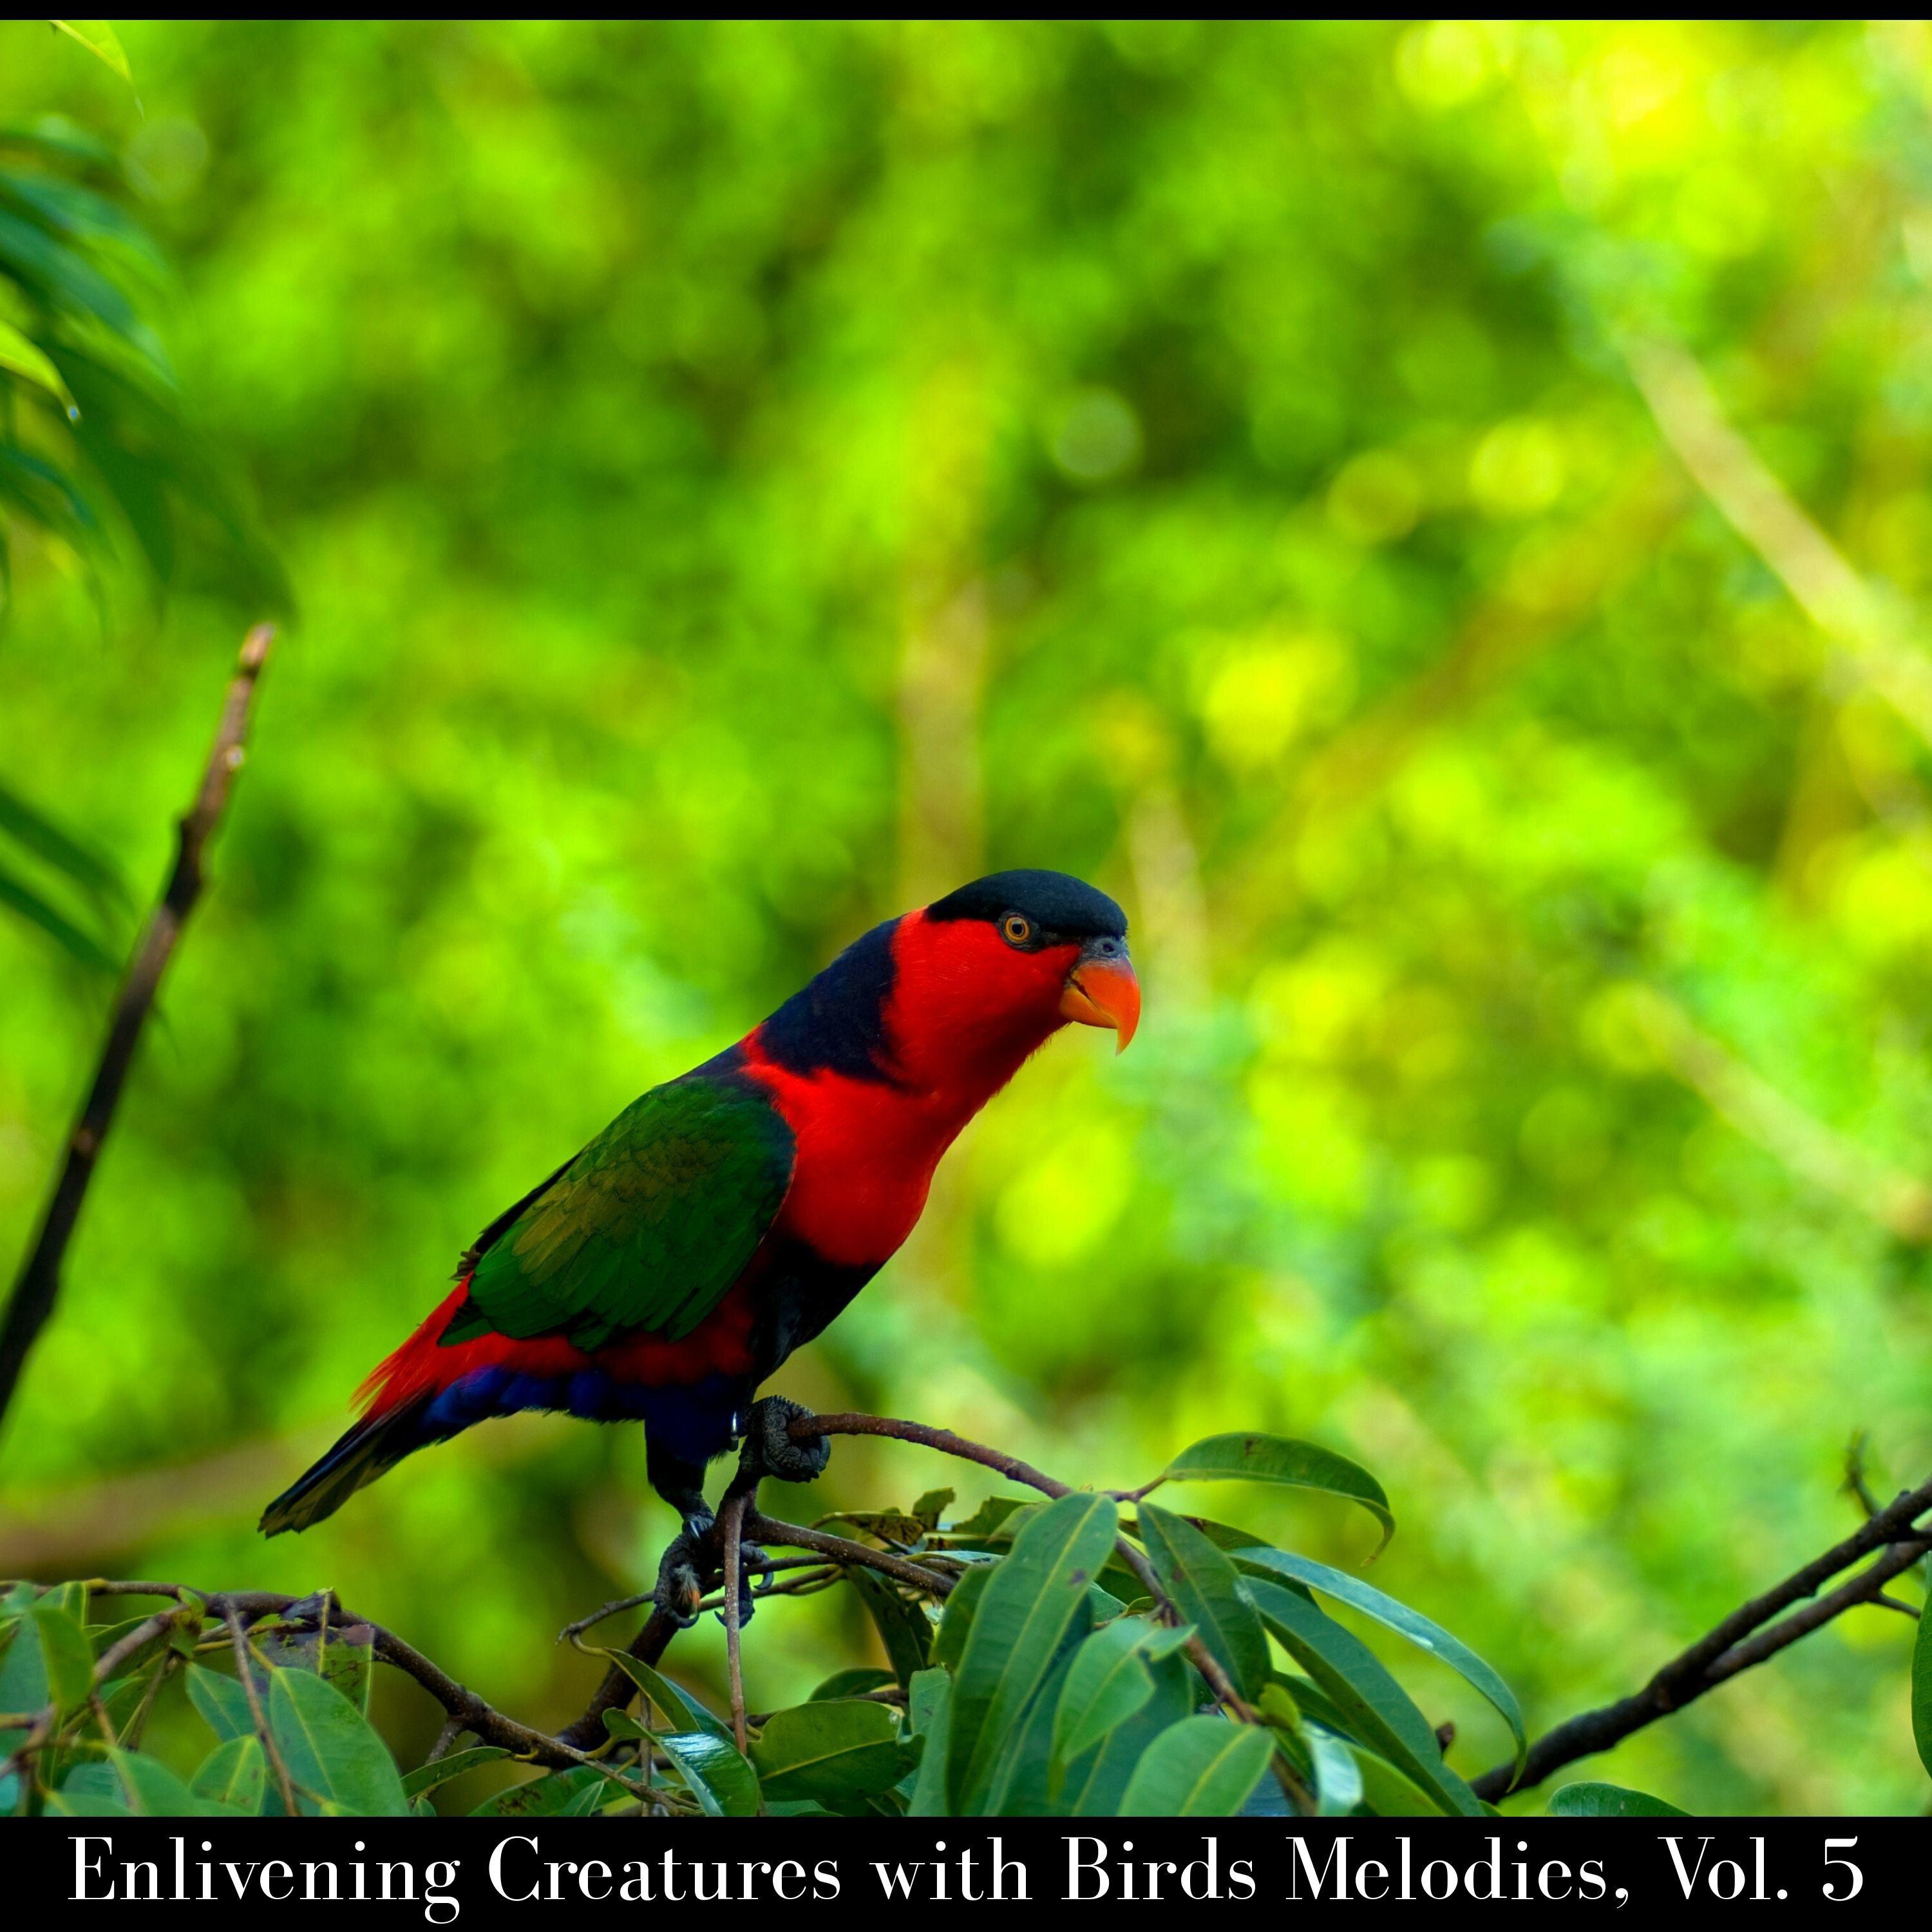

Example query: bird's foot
[736,1394,830,1486]
[652,1511,717,1631]
[651,1513,771,1629]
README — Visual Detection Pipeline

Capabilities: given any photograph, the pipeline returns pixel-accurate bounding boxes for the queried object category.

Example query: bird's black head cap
[926,869,1127,942]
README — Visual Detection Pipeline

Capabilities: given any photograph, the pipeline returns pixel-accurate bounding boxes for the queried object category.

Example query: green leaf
[0,113,117,169]
[1913,1587,1932,1782]
[0,319,77,414]
[48,1761,132,1814]
[929,1562,990,1673]
[945,1491,1120,1813]
[1063,1645,1197,1817]
[906,1671,952,1817]
[468,1766,605,1819]
[88,1613,164,1661]
[401,1747,511,1801]
[1549,1781,1690,1818]
[600,1708,755,1817]
[191,1736,266,1815]
[1349,1743,1443,1816]
[1157,1434,1394,1551]
[940,1495,1034,1542]
[589,1649,734,1743]
[257,1622,374,1712]
[108,1748,204,1817]
[1307,1727,1365,1815]
[911,1488,954,1528]
[822,1507,931,1545]
[45,1788,129,1817]
[30,1598,95,1718]
[1052,1618,1156,1767]
[1269,1669,1356,1739]
[1245,1577,1482,1817]
[1137,1502,1271,1700]
[268,1663,409,1816]
[1255,1674,1363,1815]
[811,1667,898,1702]
[0,1611,45,1725]
[1150,1513,1274,1553]
[752,1699,915,1804]
[185,1663,256,1743]
[658,1728,762,1817]
[48,21,134,86]
[59,1761,120,1802]
[1117,1715,1274,1816]
[0,859,118,971]
[0,212,149,375]
[981,1624,1088,1816]
[1235,1546,1524,1775]
[846,1566,933,1687]
[1051,1616,1195,1768]
[41,1582,88,1622]
[907,1665,949,1737]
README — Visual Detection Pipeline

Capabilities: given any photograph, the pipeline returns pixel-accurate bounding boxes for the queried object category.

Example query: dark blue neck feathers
[757,916,900,1084]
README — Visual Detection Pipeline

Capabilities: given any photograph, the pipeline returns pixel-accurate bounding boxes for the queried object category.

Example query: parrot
[259,869,1139,1623]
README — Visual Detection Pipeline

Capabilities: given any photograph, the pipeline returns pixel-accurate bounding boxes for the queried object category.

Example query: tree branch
[720,1484,750,1754]
[0,624,276,1432]
[1473,1477,1932,1802]
[35,1417,1921,1819]
[797,1411,1075,1501]
[1,1579,618,1785]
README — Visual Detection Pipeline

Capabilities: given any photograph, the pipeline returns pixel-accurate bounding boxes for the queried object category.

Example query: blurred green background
[2,19,1929,1814]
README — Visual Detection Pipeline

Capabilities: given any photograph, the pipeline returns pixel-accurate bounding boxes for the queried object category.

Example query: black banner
[10,1815,1925,1918]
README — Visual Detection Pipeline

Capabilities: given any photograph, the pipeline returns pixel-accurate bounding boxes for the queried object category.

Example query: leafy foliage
[0,24,278,971]
[1,1430,1593,1819]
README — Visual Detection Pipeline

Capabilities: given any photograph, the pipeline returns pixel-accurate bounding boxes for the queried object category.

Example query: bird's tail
[260,1282,474,1537]
[258,1400,437,1536]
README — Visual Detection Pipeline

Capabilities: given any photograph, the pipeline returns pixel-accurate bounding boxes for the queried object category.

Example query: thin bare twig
[1473,1476,1932,1801]
[223,1600,298,1817]
[696,1564,840,1612]
[744,1511,955,1597]
[720,1484,750,1755]
[0,625,276,1432]
[558,1558,831,1645]
[556,1607,681,1752]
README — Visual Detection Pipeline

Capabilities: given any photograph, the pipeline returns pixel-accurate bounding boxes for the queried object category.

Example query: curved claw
[737,1395,831,1486]
[652,1517,716,1631]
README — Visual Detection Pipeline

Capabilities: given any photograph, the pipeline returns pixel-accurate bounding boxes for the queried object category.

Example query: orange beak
[1059,948,1141,1054]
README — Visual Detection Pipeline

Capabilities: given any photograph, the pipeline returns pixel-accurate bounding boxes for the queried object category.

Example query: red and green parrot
[261,870,1139,1622]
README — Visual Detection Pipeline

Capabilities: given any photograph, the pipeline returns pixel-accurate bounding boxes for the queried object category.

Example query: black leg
[645,1436,715,1629]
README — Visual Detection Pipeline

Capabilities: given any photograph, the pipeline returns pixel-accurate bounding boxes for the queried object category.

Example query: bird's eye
[1001,913,1034,948]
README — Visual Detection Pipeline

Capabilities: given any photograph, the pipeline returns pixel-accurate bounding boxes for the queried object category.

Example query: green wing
[442,1072,795,1351]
